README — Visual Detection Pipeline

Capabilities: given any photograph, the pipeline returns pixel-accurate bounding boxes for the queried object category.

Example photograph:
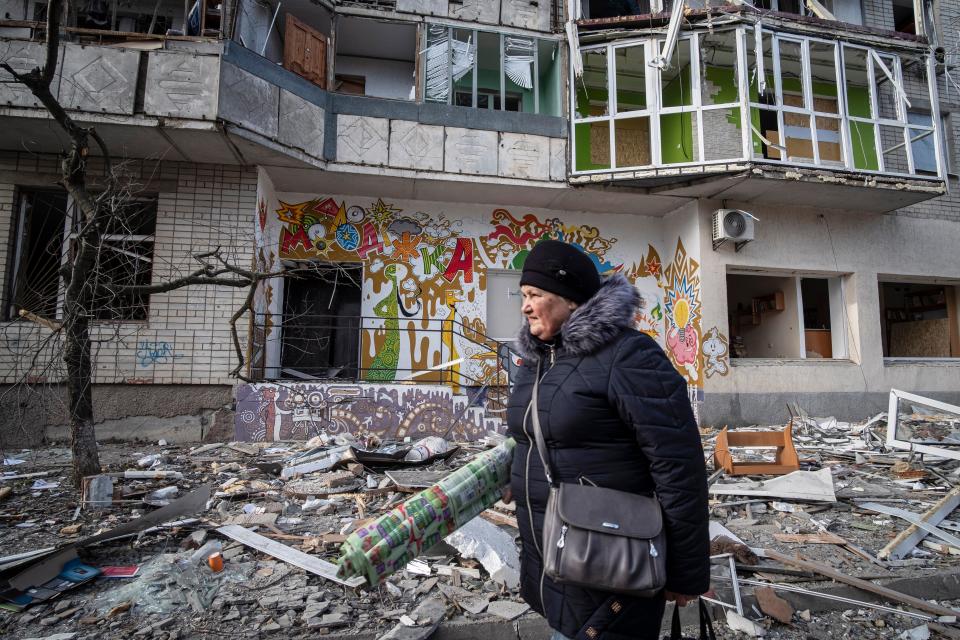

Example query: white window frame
[570,27,944,180]
[57,194,156,322]
[422,23,559,116]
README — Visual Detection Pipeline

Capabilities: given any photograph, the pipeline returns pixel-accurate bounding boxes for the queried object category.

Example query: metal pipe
[261,0,281,57]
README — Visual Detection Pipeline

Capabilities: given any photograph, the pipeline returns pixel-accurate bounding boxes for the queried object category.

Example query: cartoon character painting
[702,326,730,378]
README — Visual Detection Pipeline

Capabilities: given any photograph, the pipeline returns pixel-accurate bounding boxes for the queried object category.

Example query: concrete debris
[377,596,446,639]
[900,624,931,640]
[6,403,960,639]
[485,599,530,621]
[444,516,520,588]
[726,609,767,636]
[711,468,836,502]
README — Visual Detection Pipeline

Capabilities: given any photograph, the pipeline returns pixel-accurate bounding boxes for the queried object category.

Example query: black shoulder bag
[530,369,668,597]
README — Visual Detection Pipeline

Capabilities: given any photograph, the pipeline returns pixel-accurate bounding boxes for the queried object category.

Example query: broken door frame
[886,389,960,460]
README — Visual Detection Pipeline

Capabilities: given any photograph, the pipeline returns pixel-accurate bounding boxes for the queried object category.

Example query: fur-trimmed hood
[516,274,639,361]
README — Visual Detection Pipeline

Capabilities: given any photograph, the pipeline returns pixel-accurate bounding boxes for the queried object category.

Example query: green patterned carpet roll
[337,438,515,586]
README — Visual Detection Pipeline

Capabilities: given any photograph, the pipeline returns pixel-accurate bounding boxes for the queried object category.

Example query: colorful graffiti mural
[234,382,493,442]
[662,240,703,383]
[251,188,705,434]
[702,326,730,378]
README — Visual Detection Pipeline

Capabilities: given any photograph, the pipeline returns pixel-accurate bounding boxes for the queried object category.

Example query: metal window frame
[57,194,157,321]
[569,28,943,180]
[886,389,960,461]
[424,22,554,113]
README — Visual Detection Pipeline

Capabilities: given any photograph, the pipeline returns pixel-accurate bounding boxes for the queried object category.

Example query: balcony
[569,20,947,212]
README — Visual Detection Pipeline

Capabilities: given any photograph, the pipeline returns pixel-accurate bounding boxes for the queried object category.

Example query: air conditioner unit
[712,209,757,252]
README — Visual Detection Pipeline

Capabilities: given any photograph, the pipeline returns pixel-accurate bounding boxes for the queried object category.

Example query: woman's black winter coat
[507,275,710,640]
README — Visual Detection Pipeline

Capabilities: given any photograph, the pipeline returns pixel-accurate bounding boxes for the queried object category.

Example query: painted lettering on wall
[136,341,181,367]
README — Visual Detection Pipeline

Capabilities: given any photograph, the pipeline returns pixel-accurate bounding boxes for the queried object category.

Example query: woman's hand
[500,486,513,504]
[664,591,698,606]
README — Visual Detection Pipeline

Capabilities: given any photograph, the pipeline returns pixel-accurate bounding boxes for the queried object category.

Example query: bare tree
[1,0,305,486]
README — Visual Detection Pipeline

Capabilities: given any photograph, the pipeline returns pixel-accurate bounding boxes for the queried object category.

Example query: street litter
[5,402,960,639]
[710,468,836,502]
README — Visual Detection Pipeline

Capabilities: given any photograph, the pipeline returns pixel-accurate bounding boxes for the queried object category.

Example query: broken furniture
[714,424,800,475]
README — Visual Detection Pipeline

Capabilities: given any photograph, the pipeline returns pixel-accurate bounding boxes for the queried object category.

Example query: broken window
[6,190,156,323]
[659,38,699,164]
[281,264,362,379]
[727,272,847,359]
[880,281,960,358]
[335,17,417,100]
[424,24,561,115]
[571,28,939,177]
[5,190,68,321]
[65,196,157,321]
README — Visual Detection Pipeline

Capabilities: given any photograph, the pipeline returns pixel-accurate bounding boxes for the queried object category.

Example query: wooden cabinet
[283,14,327,88]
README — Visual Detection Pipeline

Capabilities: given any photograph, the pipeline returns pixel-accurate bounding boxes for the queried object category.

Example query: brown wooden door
[283,14,327,88]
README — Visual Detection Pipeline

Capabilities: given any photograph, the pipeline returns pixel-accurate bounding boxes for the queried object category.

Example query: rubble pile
[2,395,960,639]
[0,434,524,639]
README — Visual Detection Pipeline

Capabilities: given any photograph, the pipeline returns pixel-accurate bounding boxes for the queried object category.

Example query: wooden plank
[873,486,960,559]
[763,549,960,618]
[773,532,846,545]
[217,524,365,588]
[479,510,519,529]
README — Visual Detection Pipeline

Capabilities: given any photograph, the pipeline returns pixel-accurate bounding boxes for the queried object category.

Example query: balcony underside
[569,163,946,213]
[0,111,319,170]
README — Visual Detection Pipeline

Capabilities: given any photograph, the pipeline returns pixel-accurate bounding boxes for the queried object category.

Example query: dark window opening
[334,17,416,100]
[281,264,362,379]
[880,281,959,357]
[893,0,916,34]
[801,277,833,358]
[70,196,157,321]
[6,190,67,321]
[6,190,156,323]
[585,0,650,19]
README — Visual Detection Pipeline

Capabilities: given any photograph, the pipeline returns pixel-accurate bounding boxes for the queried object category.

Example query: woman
[504,240,710,640]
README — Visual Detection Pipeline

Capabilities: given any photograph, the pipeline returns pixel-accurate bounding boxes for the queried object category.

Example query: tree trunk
[60,146,103,487]
[64,312,100,485]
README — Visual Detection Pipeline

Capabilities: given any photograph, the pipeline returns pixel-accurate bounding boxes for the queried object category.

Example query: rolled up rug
[337,438,515,586]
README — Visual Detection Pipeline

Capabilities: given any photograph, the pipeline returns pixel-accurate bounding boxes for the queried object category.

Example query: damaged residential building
[0,0,958,443]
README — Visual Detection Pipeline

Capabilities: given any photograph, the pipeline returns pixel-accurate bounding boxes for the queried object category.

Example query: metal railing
[249,312,521,416]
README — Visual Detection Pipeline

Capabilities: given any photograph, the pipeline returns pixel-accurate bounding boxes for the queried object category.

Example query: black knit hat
[519,240,601,305]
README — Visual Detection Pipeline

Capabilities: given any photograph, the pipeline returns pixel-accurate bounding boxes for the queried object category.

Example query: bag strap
[669,603,682,640]
[698,599,716,640]
[529,362,556,486]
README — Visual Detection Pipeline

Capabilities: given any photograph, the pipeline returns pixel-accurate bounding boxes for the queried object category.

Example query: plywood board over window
[890,319,951,357]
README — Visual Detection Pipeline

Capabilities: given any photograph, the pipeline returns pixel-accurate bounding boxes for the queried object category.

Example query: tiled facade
[0,153,254,387]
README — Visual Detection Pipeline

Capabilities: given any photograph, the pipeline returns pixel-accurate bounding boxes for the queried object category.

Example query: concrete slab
[549,138,567,182]
[59,44,138,115]
[389,119,443,171]
[337,114,389,165]
[500,0,550,31]
[144,51,220,120]
[498,133,550,181]
[447,0,500,25]
[444,127,498,175]
[219,62,279,139]
[279,90,325,159]
[0,40,62,109]
[396,0,447,16]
